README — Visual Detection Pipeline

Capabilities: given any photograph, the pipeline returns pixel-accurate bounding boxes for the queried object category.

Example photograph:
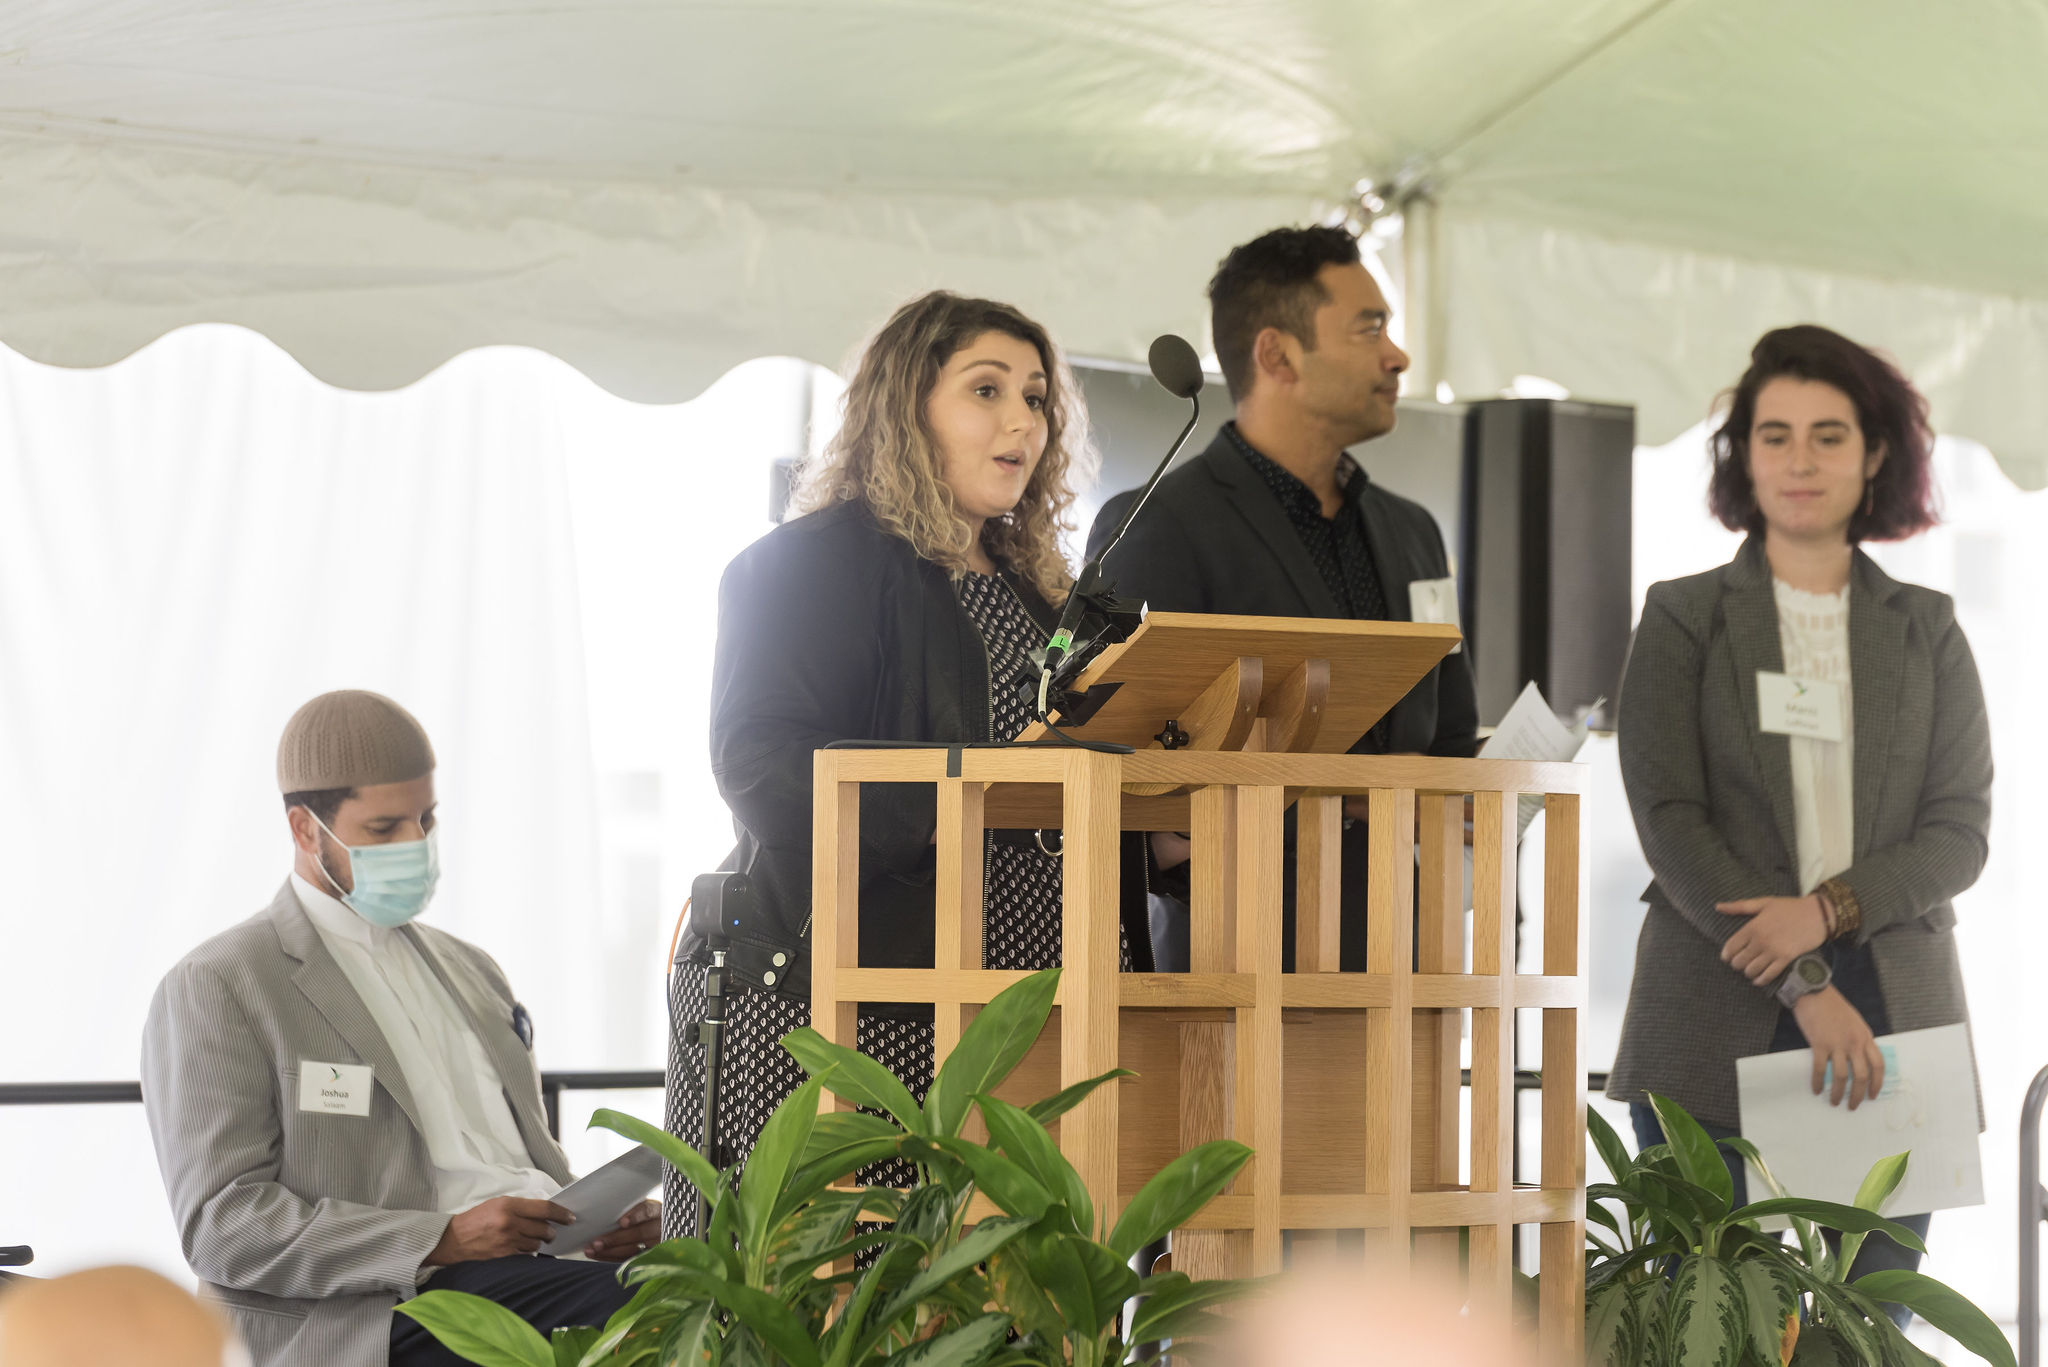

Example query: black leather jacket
[694,500,1154,1007]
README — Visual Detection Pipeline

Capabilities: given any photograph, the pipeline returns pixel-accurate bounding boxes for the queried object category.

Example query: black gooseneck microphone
[1033,334,1205,719]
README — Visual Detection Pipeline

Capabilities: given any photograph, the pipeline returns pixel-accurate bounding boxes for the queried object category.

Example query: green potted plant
[398,968,1255,1367]
[1585,1092,2014,1366]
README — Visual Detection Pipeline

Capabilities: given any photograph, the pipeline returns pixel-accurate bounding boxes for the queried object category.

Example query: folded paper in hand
[1477,681,1591,836]
[539,1144,667,1256]
[1736,1023,1981,1220]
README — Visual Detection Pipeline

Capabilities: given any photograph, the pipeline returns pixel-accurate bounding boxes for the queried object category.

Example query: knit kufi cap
[277,690,436,793]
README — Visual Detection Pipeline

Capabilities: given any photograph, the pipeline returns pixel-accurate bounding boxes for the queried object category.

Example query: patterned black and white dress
[663,570,1123,1237]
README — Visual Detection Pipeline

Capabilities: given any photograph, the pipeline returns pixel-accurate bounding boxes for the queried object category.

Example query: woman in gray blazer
[1609,325,1992,1286]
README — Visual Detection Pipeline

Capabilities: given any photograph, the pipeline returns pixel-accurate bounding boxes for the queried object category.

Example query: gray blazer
[141,881,573,1367]
[1607,537,1992,1128]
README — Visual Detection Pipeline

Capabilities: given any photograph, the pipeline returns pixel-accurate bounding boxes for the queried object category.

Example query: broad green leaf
[1585,1278,1635,1365]
[989,1245,1065,1345]
[1729,1199,1926,1251]
[550,1326,601,1367]
[1587,1104,1635,1184]
[1626,1278,1668,1365]
[1128,1307,1236,1357]
[870,1216,1034,1347]
[1717,1136,1789,1199]
[1586,1191,1629,1241]
[1024,1068,1137,1126]
[1721,1134,1824,1267]
[655,1302,720,1367]
[1662,1255,1747,1367]
[738,1075,826,1258]
[1735,1259,1799,1366]
[1836,1151,1910,1273]
[591,1107,726,1216]
[1648,1093,1735,1217]
[649,1272,822,1367]
[780,1026,925,1131]
[396,1290,552,1367]
[1813,1285,1887,1366]
[1791,1323,1851,1366]
[570,1278,670,1365]
[765,1188,873,1286]
[924,968,1060,1137]
[889,1313,1012,1367]
[1028,1232,1140,1338]
[921,1136,1055,1220]
[1127,1271,1253,1345]
[1853,1270,2018,1367]
[1615,1170,1706,1245]
[975,1092,1090,1235]
[622,1238,729,1287]
[1107,1140,1253,1259]
[802,1108,902,1155]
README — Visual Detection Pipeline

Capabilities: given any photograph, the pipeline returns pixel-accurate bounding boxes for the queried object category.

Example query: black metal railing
[0,1072,665,1141]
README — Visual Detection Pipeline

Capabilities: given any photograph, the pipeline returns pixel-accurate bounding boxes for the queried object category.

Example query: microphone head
[1147,334,1205,400]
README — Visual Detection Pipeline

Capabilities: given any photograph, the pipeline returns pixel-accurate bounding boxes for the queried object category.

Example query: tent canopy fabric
[5,0,2047,485]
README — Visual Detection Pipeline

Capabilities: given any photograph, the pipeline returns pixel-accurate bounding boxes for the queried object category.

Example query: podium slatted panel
[809,748,1587,1357]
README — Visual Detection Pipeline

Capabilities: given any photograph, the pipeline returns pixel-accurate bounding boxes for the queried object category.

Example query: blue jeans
[1628,1103,1930,1328]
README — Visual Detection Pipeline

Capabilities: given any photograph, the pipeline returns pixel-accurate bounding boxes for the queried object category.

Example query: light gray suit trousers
[141,881,573,1366]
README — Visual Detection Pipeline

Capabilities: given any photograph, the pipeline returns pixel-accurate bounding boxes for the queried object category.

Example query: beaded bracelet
[1819,876,1863,940]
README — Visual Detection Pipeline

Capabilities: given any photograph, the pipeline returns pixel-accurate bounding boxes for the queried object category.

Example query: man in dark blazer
[1089,224,1478,971]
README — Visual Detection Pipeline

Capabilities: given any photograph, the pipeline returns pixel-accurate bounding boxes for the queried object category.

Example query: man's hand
[1717,895,1827,985]
[1789,988,1885,1109]
[584,1199,663,1262]
[423,1197,573,1267]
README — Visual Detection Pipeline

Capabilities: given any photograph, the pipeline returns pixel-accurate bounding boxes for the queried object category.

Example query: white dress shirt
[1773,579,1855,895]
[291,873,560,1214]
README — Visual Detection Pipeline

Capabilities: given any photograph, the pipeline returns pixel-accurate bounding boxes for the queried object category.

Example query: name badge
[1757,671,1845,742]
[298,1061,374,1117]
[1408,577,1462,653]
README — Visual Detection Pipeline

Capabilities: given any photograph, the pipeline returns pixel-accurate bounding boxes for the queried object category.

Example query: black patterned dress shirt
[1223,422,1389,620]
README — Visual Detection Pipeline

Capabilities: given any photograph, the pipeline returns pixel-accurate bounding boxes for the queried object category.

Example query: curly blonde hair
[792,291,1095,606]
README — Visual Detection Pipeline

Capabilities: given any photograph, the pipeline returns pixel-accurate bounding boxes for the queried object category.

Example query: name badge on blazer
[1756,671,1845,742]
[1408,577,1462,653]
[298,1061,374,1117]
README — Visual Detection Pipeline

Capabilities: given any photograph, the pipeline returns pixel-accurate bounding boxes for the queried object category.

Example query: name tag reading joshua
[298,1061,374,1117]
[1757,671,1845,742]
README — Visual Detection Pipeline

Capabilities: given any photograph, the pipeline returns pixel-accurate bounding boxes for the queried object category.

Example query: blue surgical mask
[309,812,440,929]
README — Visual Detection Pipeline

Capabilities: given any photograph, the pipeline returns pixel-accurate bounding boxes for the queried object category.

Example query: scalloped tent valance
[3,0,2046,488]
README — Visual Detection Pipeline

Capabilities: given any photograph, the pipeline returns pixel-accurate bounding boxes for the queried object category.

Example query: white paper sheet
[1477,681,1590,835]
[537,1144,667,1255]
[1735,1023,1982,1219]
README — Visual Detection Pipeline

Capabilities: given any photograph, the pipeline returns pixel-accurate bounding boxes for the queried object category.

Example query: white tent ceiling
[5,0,2047,485]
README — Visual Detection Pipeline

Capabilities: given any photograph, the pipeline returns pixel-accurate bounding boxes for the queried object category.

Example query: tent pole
[1400,193,1445,400]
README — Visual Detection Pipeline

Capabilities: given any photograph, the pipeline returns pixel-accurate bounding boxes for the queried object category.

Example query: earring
[1862,482,1875,517]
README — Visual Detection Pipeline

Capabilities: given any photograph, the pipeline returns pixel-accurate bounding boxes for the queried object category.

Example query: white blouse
[1773,579,1855,894]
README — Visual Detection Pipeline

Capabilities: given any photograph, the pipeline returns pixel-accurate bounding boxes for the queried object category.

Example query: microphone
[1034,334,1205,716]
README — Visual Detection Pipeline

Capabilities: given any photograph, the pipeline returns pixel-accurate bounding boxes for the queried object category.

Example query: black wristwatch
[1775,953,1832,1009]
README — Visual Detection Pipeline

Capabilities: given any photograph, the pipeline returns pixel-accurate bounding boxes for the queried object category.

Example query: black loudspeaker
[1460,398,1635,729]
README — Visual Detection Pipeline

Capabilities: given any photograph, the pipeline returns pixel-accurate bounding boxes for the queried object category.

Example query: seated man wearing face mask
[141,691,657,1367]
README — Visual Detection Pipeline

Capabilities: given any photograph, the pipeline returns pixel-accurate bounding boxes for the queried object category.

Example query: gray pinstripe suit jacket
[1606,537,1992,1128]
[141,881,573,1367]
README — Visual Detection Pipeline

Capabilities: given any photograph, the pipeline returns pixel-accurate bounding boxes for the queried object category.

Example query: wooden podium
[809,613,1586,1356]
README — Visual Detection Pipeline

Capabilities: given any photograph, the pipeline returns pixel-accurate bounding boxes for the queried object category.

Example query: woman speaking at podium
[1607,325,1991,1293]
[664,292,1150,1234]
